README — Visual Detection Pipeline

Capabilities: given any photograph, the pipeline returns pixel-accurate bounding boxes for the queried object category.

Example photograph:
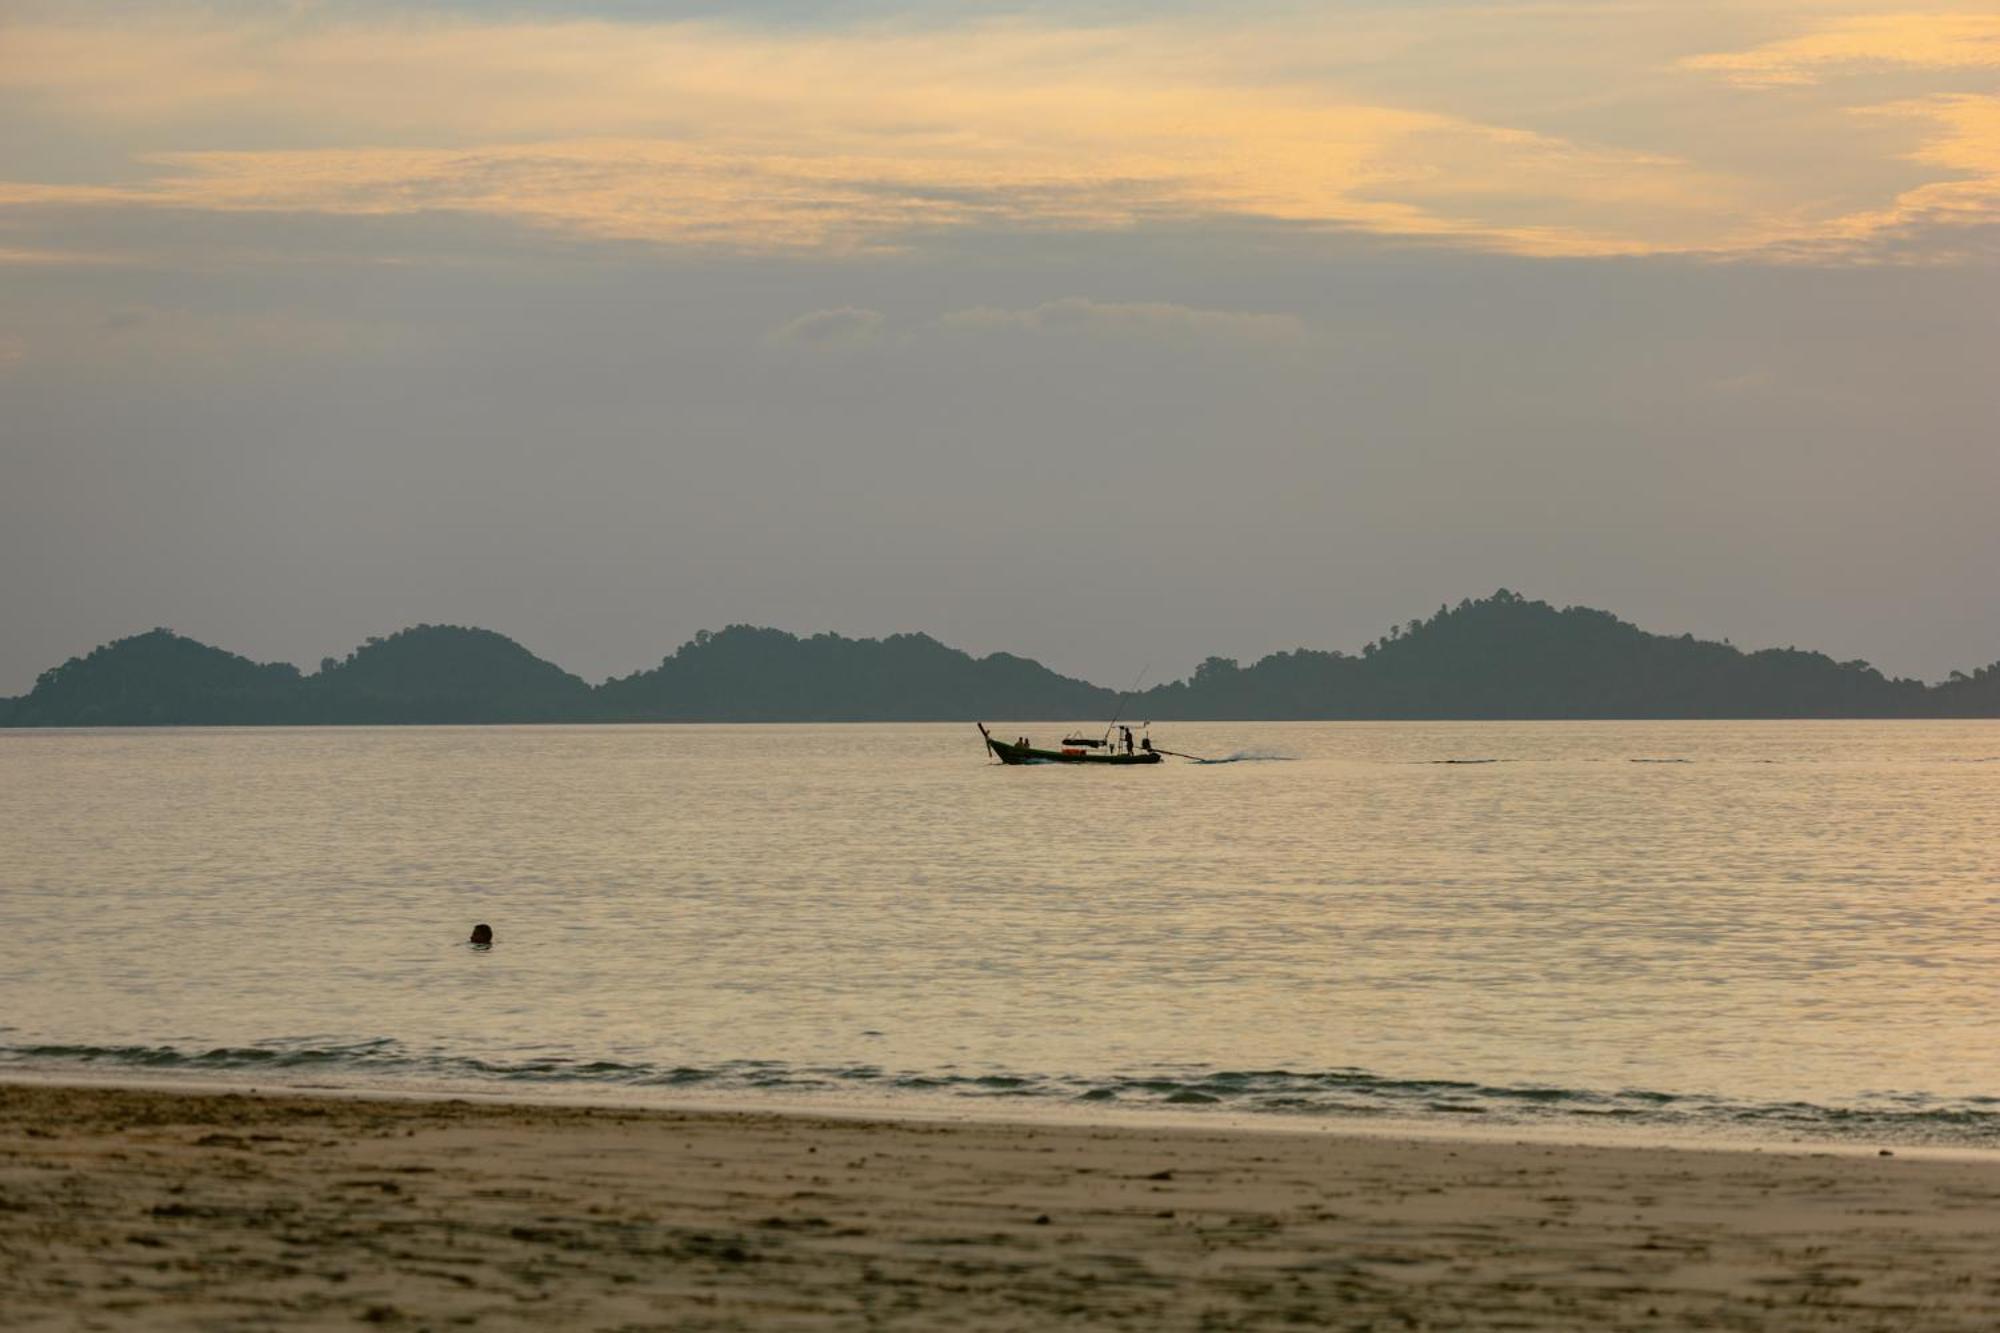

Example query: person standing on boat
[1120,725,1134,755]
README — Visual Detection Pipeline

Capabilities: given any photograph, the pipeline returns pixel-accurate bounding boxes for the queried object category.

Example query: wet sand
[2,1083,1997,1330]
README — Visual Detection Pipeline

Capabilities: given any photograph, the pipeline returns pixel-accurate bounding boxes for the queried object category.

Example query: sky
[2,0,1997,693]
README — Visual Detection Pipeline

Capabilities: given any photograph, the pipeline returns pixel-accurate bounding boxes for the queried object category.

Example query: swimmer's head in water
[469,923,494,945]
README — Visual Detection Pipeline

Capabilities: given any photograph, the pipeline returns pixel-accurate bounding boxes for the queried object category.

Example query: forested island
[5,591,2000,725]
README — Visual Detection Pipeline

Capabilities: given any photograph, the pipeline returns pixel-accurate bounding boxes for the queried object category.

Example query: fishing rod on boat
[1100,665,1149,747]
[1095,669,1213,760]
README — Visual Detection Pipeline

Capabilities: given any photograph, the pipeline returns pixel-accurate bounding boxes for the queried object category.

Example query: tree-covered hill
[4,593,1997,724]
[1134,592,1934,719]
[4,629,302,726]
[299,625,594,723]
[4,625,587,725]
[1925,662,2000,716]
[596,626,1117,721]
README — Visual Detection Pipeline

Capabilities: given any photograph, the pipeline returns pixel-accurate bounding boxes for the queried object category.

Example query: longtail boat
[977,722,1163,765]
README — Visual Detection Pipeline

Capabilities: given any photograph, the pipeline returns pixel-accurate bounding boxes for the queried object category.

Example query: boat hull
[980,730,1162,765]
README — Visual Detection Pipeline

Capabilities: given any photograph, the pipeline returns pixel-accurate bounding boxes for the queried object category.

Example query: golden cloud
[1805,95,2000,256]
[0,122,1708,259]
[1680,14,2000,260]
[0,10,1994,263]
[0,243,131,265]
[1684,14,2000,87]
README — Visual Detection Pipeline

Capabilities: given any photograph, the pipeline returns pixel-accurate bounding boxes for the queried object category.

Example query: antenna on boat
[1101,665,1149,745]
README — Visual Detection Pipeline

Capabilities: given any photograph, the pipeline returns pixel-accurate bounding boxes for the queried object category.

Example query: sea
[2,721,1996,1149]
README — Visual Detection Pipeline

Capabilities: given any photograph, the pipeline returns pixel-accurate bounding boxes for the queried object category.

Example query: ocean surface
[2,722,1996,1147]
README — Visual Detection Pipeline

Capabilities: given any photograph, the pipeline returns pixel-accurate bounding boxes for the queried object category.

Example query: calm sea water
[2,722,1996,1146]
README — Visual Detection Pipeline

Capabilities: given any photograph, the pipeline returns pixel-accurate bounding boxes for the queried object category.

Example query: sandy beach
[0,1084,1995,1330]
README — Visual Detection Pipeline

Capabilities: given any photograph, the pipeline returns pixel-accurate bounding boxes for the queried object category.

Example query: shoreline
[5,1081,1998,1330]
[4,1066,1996,1164]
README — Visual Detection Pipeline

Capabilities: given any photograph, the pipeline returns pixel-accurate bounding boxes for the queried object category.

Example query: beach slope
[2,1084,1996,1330]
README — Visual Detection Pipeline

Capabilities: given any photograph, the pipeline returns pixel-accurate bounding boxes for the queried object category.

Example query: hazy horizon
[5,1,1997,696]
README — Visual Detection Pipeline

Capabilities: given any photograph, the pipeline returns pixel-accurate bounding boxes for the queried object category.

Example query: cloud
[1674,13,2000,261]
[766,306,886,349]
[0,12,1740,260]
[762,299,1305,359]
[1804,94,2000,261]
[0,118,1690,261]
[0,244,132,265]
[16,303,417,373]
[1683,14,2000,88]
[937,297,1307,345]
[2,8,1997,264]
[1705,369,1778,397]
[1677,11,2000,261]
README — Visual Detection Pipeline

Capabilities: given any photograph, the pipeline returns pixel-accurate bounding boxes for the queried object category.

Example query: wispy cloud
[0,12,1738,259]
[11,301,418,374]
[937,297,1307,344]
[1682,15,2000,261]
[0,242,133,266]
[767,306,887,350]
[1810,94,2000,260]
[1,8,1997,263]
[1683,14,2000,88]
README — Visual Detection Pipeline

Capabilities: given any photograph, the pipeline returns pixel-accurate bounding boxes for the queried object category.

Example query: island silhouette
[5,591,1998,725]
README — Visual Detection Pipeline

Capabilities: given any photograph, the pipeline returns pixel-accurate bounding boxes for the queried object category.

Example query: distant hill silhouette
[5,629,303,726]
[3,624,588,726]
[1134,592,1944,719]
[301,625,593,723]
[597,625,1114,721]
[6,592,2000,724]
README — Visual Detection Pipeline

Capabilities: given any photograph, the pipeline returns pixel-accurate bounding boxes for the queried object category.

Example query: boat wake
[1190,751,1295,765]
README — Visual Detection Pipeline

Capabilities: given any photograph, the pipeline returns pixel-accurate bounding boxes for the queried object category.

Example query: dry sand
[2,1083,1997,1331]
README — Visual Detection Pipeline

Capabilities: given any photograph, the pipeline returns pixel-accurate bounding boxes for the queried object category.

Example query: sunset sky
[4,0,1997,690]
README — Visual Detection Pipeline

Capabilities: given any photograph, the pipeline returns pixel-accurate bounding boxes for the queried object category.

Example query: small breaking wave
[2,1040,1993,1147]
